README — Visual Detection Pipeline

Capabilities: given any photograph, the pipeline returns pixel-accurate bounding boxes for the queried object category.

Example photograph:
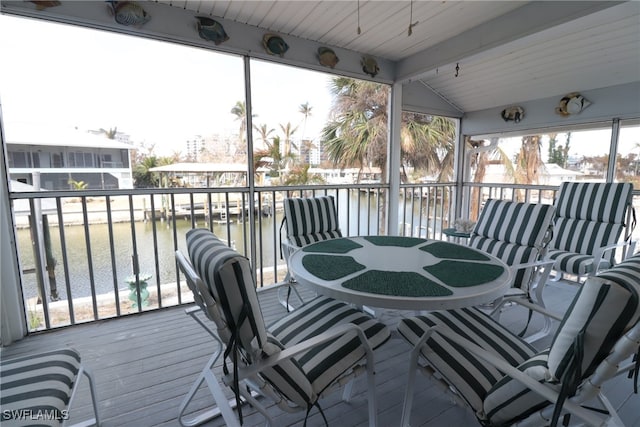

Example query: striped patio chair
[470,199,555,303]
[0,348,100,427]
[279,195,342,309]
[398,253,640,427]
[177,228,389,427]
[468,199,556,341]
[547,181,636,281]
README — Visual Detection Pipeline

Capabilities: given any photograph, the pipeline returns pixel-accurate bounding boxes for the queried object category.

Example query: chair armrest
[234,323,374,381]
[505,259,555,303]
[509,259,555,272]
[592,240,636,272]
[491,296,563,322]
[419,326,607,427]
[281,239,299,262]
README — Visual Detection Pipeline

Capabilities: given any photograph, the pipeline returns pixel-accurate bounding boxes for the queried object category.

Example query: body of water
[16,192,447,301]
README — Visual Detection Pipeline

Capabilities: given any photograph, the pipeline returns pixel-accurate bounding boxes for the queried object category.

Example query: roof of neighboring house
[482,163,583,185]
[5,123,134,150]
[149,163,248,173]
[9,181,57,215]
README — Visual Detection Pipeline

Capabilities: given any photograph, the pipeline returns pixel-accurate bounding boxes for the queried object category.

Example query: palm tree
[513,135,544,201]
[298,102,312,140]
[253,135,297,185]
[321,77,456,183]
[231,101,248,157]
[282,164,325,185]
[321,78,389,178]
[467,137,513,220]
[279,122,299,167]
[133,156,160,188]
[321,77,457,232]
[98,127,118,139]
[400,113,457,182]
[253,123,275,151]
[67,178,88,190]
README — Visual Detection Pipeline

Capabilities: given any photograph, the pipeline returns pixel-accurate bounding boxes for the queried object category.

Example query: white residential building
[6,123,133,190]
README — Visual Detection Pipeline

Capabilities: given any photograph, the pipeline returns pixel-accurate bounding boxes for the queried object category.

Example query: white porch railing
[10,182,639,332]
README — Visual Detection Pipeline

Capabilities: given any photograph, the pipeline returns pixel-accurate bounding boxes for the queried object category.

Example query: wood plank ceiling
[154,1,640,112]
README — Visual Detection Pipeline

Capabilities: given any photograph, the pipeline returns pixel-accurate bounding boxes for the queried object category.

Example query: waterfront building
[6,123,133,190]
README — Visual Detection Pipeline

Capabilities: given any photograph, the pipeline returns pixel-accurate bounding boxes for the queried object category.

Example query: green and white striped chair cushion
[473,199,555,248]
[548,254,640,380]
[546,250,596,276]
[400,254,640,426]
[483,258,640,425]
[187,229,313,408]
[269,295,390,393]
[482,351,552,425]
[553,182,632,224]
[284,196,342,248]
[187,228,268,353]
[597,252,640,292]
[470,199,555,289]
[549,182,633,275]
[186,229,390,409]
[0,348,81,426]
[397,307,538,412]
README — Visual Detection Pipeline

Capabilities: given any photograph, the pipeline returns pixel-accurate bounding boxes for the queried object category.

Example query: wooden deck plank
[1,281,638,427]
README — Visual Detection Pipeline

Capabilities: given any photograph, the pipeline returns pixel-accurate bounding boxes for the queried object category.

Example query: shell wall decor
[263,34,289,57]
[555,92,591,116]
[29,1,61,10]
[107,1,151,27]
[361,56,379,78]
[317,47,339,68]
[501,106,525,123]
[196,17,229,45]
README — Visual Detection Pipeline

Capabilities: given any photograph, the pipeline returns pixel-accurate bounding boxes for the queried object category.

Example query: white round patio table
[288,236,513,311]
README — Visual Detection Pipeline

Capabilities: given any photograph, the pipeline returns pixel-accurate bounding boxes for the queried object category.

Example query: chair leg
[64,365,100,427]
[400,344,422,427]
[366,355,378,427]
[178,352,241,427]
[341,378,355,402]
[83,367,101,427]
[277,283,305,311]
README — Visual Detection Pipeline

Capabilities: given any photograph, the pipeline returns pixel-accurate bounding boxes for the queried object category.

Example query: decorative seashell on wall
[263,34,289,57]
[107,1,151,27]
[501,106,525,123]
[196,17,229,45]
[29,1,61,10]
[361,56,379,78]
[555,92,591,116]
[317,47,339,68]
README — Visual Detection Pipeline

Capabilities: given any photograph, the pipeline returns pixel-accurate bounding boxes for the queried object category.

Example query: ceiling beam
[395,1,625,83]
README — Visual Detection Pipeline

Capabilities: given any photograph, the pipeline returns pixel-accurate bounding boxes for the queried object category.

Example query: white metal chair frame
[278,196,342,310]
[401,296,640,427]
[548,183,637,283]
[469,199,557,342]
[0,349,101,427]
[175,250,379,427]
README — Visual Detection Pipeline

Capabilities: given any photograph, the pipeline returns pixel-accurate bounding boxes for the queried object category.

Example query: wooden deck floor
[2,281,639,427]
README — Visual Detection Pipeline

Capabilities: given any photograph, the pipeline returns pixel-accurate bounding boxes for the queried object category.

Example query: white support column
[0,107,28,345]
[387,83,402,236]
[607,118,620,183]
[243,56,257,266]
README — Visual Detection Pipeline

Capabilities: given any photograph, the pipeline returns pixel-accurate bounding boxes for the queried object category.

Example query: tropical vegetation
[320,77,457,184]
